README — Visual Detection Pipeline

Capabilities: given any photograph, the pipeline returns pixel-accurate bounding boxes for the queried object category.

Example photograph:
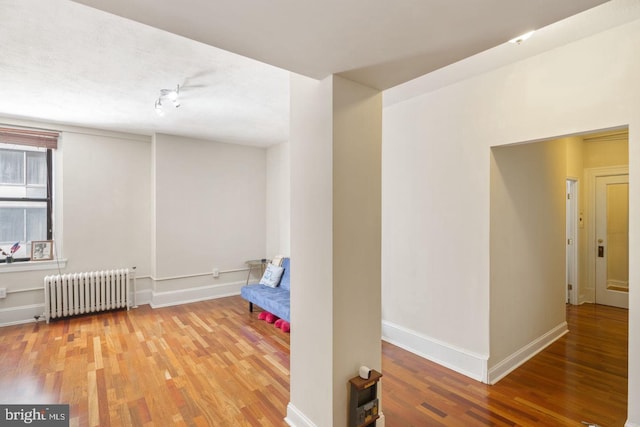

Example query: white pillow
[259,263,284,288]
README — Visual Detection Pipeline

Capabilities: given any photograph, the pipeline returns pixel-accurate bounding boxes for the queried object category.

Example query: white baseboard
[381,320,489,383]
[625,421,640,427]
[284,403,382,427]
[0,288,152,327]
[150,281,244,308]
[285,403,317,427]
[0,283,243,326]
[488,321,568,384]
[134,288,152,306]
[0,303,45,327]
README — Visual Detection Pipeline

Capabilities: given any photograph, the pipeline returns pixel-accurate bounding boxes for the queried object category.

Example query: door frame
[566,178,578,305]
[586,165,629,304]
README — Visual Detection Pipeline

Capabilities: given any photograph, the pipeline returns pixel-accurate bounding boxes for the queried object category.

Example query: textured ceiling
[0,0,612,146]
[0,0,290,146]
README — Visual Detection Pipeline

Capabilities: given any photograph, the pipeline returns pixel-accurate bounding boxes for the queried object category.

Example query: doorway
[489,127,629,384]
[594,173,629,308]
[574,129,629,307]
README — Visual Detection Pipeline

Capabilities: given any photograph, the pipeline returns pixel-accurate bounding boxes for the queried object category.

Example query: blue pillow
[259,263,284,288]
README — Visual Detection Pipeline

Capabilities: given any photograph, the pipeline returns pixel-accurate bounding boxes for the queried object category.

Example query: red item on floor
[280,321,290,333]
[258,311,269,320]
[265,313,278,324]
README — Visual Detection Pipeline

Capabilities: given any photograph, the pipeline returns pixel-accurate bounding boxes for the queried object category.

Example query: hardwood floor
[382,303,628,426]
[0,298,628,426]
[0,297,290,426]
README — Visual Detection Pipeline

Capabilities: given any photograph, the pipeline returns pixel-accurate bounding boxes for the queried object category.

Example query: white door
[566,180,577,305]
[595,174,629,308]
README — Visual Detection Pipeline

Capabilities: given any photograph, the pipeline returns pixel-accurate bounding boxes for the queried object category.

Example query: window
[0,127,57,262]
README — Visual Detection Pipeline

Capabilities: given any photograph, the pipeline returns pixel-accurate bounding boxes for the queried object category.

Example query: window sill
[0,259,67,273]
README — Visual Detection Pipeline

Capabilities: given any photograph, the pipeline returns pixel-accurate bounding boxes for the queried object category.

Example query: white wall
[62,131,151,275]
[332,75,382,426]
[489,140,567,381]
[289,73,334,426]
[0,122,152,324]
[382,14,640,424]
[266,141,290,257]
[152,133,267,296]
[381,79,491,380]
[0,125,272,322]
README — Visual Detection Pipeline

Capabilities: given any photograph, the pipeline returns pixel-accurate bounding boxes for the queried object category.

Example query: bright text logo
[0,405,69,426]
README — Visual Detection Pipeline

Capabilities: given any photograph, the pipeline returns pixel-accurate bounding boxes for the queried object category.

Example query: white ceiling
[0,0,610,147]
[1,0,290,146]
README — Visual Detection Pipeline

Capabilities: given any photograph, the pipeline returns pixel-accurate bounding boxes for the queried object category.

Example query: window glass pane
[0,149,24,185]
[0,208,24,242]
[26,151,46,186]
[0,145,52,248]
[26,208,47,242]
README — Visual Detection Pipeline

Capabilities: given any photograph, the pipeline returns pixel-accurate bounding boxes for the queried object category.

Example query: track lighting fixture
[154,84,180,116]
[154,99,165,116]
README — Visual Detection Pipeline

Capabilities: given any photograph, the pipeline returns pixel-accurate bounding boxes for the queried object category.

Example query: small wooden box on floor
[348,369,382,427]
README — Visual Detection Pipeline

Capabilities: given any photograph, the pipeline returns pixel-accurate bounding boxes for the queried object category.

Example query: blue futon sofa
[240,257,290,322]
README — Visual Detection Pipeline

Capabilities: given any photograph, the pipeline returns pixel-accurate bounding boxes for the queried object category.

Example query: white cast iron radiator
[44,269,131,323]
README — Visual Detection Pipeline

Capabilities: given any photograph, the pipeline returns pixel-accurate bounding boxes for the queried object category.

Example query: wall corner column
[288,73,382,426]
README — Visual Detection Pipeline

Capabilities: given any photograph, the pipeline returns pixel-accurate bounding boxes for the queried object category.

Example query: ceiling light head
[155,84,181,115]
[154,99,164,116]
[168,85,179,101]
[160,84,180,101]
[508,30,535,45]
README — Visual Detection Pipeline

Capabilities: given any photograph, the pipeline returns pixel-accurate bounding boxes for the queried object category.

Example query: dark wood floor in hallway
[0,298,628,426]
[382,303,628,426]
